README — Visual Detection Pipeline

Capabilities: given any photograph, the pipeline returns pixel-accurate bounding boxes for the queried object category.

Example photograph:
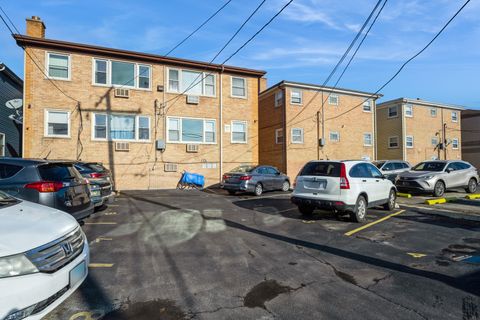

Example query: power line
[0,6,80,104]
[164,0,292,112]
[164,0,233,56]
[326,0,472,122]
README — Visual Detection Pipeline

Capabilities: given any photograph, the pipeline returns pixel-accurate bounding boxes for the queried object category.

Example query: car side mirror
[446,168,453,173]
[275,172,281,175]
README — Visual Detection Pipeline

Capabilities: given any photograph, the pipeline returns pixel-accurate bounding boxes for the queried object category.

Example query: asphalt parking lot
[45,189,480,320]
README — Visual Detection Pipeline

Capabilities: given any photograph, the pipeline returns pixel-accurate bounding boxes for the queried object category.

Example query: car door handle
[362,180,367,182]
[376,180,380,182]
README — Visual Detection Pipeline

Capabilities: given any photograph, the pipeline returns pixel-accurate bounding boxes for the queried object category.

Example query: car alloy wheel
[384,190,396,211]
[254,183,263,196]
[468,179,477,193]
[434,181,445,197]
[357,198,366,220]
[282,181,290,192]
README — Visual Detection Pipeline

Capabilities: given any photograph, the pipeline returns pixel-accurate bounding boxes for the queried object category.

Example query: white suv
[0,192,89,320]
[291,160,397,222]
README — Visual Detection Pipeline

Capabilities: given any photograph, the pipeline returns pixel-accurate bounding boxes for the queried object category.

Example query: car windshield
[373,161,386,169]
[229,165,256,173]
[412,162,446,172]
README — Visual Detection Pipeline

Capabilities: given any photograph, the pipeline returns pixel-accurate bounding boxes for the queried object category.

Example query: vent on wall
[115,142,130,151]
[114,88,130,98]
[186,144,199,153]
[186,95,200,104]
[164,163,178,172]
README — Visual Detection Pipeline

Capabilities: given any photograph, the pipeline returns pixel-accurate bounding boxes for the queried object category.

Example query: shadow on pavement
[397,211,480,231]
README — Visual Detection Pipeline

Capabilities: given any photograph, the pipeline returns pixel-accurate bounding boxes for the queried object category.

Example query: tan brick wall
[23,47,260,190]
[259,85,376,178]
[376,104,403,160]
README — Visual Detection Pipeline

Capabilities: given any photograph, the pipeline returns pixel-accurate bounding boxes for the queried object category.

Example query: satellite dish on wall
[5,99,23,110]
[8,114,23,125]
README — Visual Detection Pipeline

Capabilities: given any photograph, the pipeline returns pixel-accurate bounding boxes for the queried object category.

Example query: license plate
[305,181,326,189]
[70,261,86,287]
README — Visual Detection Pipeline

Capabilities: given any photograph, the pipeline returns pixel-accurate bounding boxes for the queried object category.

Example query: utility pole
[316,111,320,160]
[443,122,447,160]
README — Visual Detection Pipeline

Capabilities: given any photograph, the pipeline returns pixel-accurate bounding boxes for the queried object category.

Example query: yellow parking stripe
[345,210,405,237]
[407,252,427,258]
[466,194,480,200]
[396,193,412,198]
[89,263,114,268]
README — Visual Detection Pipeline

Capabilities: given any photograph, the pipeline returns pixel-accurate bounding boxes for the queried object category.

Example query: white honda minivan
[291,160,397,222]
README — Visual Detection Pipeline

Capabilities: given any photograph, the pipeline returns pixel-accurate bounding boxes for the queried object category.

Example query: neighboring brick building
[376,98,463,165]
[259,81,381,178]
[0,63,22,157]
[461,109,480,170]
[16,16,266,190]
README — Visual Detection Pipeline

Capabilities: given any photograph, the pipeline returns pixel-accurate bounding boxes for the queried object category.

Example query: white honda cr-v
[0,191,89,320]
[291,160,397,222]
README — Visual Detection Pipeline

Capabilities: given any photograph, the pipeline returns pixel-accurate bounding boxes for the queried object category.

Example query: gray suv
[396,160,479,197]
[373,160,411,181]
[0,158,94,220]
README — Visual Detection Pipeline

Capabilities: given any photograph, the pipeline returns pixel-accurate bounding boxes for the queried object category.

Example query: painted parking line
[84,222,117,225]
[407,252,427,258]
[91,237,113,244]
[89,263,114,268]
[103,211,117,216]
[344,210,405,237]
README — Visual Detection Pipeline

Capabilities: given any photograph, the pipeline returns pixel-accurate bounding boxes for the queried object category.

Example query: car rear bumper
[0,242,89,320]
[92,192,115,207]
[221,182,254,192]
[291,196,354,212]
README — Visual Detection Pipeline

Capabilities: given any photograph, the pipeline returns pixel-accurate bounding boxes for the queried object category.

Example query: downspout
[402,103,406,161]
[373,98,377,161]
[282,85,287,173]
[22,52,26,157]
[219,66,224,182]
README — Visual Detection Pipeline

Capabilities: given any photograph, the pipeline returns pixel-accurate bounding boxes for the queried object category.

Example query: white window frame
[91,112,151,142]
[92,58,152,91]
[165,116,217,144]
[231,120,248,144]
[363,133,373,146]
[231,76,247,99]
[0,133,5,157]
[388,106,398,118]
[452,138,459,149]
[451,111,458,123]
[362,100,372,112]
[275,90,283,107]
[46,52,71,81]
[275,128,284,144]
[45,109,71,138]
[405,104,413,117]
[406,135,414,149]
[328,94,339,106]
[388,136,399,149]
[165,67,217,97]
[430,108,437,117]
[291,128,304,144]
[290,88,303,105]
[329,131,340,142]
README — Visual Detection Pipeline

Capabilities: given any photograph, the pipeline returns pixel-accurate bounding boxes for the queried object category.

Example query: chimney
[26,16,46,38]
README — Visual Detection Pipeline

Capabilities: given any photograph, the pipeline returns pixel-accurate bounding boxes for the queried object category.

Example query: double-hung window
[166,117,217,144]
[45,110,70,137]
[275,91,283,107]
[92,113,150,141]
[328,94,339,106]
[291,128,304,144]
[231,77,247,98]
[231,121,247,143]
[363,100,372,112]
[388,106,398,118]
[389,136,399,148]
[430,108,437,117]
[93,59,151,89]
[275,128,283,144]
[363,133,373,146]
[406,136,414,148]
[47,53,70,80]
[451,111,458,122]
[290,89,302,104]
[452,138,459,149]
[405,104,413,117]
[167,68,216,96]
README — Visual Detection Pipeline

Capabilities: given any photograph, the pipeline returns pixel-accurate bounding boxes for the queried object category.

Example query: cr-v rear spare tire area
[350,195,367,223]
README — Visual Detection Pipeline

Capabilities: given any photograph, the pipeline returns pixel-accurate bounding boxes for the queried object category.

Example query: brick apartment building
[259,81,381,178]
[376,98,463,165]
[16,16,266,190]
[461,109,480,170]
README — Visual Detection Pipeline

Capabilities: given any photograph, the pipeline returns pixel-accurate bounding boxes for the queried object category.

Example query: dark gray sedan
[221,165,290,196]
[0,158,94,220]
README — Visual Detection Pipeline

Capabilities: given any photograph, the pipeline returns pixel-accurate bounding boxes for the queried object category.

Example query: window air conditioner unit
[114,88,130,98]
[164,163,178,172]
[115,142,130,151]
[186,95,200,105]
[186,144,199,153]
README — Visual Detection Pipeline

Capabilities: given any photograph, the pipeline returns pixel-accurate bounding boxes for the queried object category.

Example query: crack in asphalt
[296,246,428,320]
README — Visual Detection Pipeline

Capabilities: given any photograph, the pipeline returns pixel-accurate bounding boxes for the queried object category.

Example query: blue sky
[1,0,479,108]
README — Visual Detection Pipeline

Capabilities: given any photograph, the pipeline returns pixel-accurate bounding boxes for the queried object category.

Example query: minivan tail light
[340,163,350,190]
[25,181,64,192]
[239,175,252,181]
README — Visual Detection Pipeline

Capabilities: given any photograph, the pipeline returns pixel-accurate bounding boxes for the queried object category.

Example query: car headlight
[0,254,38,278]
[423,176,434,180]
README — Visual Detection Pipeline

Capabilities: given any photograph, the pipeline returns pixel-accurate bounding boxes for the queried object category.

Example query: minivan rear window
[299,162,341,177]
[38,164,82,181]
[0,164,23,179]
